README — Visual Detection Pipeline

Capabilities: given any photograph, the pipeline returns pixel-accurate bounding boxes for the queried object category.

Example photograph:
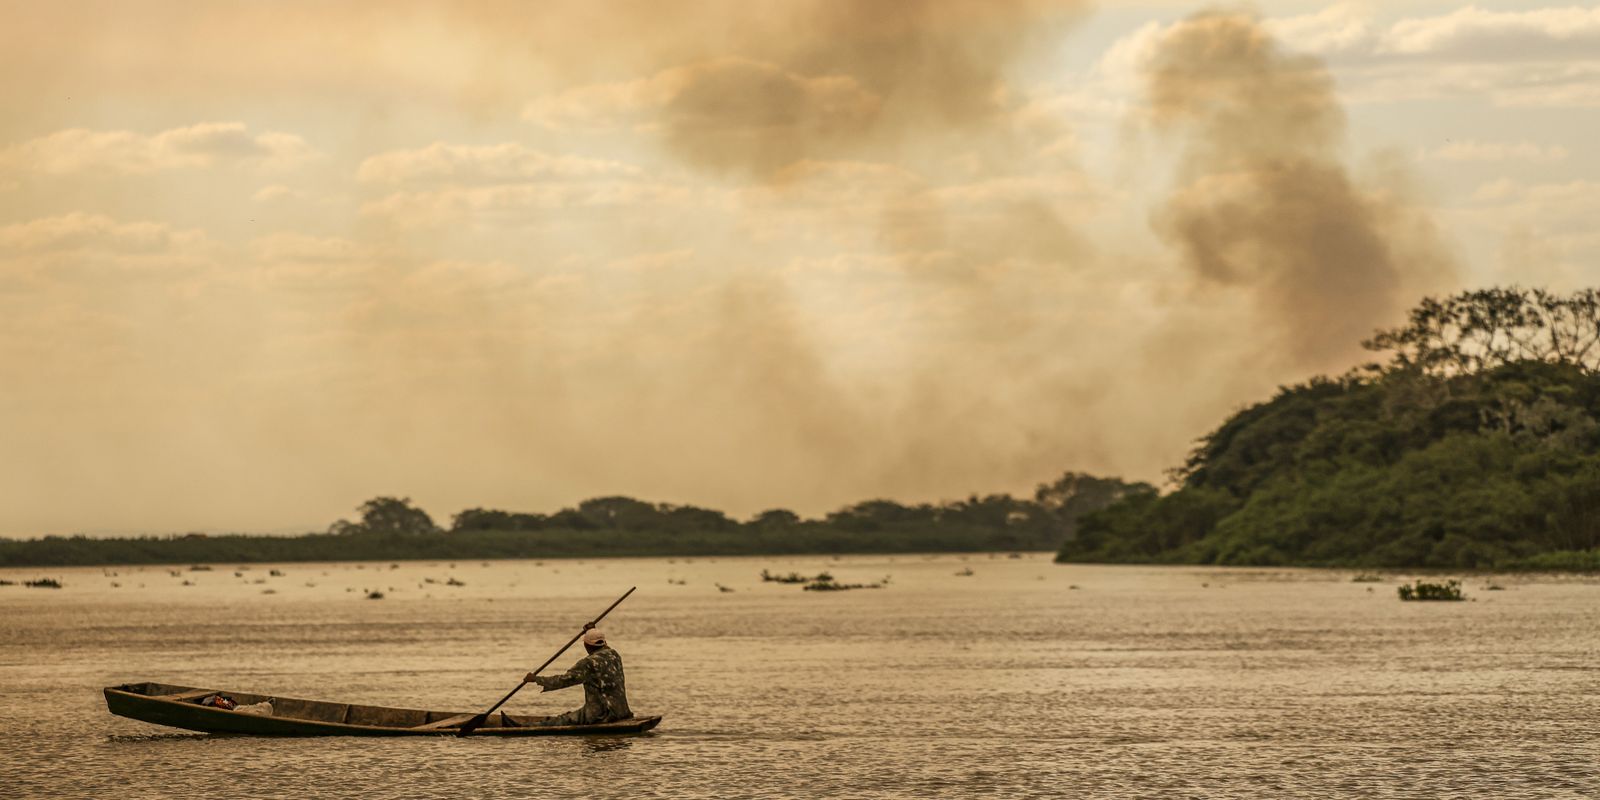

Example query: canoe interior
[106,682,661,737]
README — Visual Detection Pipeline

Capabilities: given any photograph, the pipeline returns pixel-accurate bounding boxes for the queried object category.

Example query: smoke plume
[1141,11,1454,372]
[642,0,1087,177]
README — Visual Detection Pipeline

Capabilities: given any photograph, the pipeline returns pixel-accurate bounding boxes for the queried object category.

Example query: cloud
[357,142,639,185]
[1380,5,1600,59]
[359,181,714,228]
[252,185,297,203]
[248,232,373,264]
[1421,140,1570,162]
[0,122,316,175]
[1461,179,1600,234]
[1099,5,1600,108]
[1267,4,1374,56]
[1444,179,1600,288]
[603,248,696,274]
[0,214,214,306]
[0,212,206,254]
[522,66,684,130]
[354,142,714,229]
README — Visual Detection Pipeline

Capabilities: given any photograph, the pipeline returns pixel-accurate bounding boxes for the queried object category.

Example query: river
[3,554,1597,798]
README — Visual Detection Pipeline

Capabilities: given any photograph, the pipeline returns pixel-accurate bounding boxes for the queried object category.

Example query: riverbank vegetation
[0,472,1150,567]
[1059,288,1600,570]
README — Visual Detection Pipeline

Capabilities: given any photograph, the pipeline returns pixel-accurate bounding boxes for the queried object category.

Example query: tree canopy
[1060,287,1600,569]
[329,496,438,536]
[1362,287,1600,376]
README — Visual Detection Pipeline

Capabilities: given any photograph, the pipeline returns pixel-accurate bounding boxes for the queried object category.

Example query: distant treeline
[0,472,1149,567]
[1060,287,1600,571]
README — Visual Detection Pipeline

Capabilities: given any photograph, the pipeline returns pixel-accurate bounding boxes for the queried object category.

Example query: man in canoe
[525,625,632,726]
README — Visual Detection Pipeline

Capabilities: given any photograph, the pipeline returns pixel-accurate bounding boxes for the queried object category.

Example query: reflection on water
[580,738,634,754]
[3,554,1598,798]
[104,733,210,743]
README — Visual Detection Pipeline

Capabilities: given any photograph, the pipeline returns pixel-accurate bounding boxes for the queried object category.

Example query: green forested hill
[1059,288,1600,569]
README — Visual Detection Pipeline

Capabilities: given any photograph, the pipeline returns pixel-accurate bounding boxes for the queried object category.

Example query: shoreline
[0,528,1062,568]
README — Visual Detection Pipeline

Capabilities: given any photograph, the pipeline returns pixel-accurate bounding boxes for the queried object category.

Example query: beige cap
[582,629,607,646]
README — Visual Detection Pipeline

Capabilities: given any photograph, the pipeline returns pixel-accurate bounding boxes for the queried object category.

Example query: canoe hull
[104,683,661,737]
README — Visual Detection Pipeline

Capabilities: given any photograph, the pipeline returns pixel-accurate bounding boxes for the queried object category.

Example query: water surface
[3,554,1597,798]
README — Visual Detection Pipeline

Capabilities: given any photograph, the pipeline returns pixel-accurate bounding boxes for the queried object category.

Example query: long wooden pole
[457,586,636,737]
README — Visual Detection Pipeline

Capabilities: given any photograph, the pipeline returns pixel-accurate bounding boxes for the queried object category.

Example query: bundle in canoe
[104,682,662,737]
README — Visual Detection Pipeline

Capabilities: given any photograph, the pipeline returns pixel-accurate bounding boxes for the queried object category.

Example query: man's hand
[582,622,596,631]
[524,673,539,685]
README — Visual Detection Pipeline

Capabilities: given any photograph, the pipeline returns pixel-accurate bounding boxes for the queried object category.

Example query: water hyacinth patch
[1398,579,1465,601]
[760,569,826,584]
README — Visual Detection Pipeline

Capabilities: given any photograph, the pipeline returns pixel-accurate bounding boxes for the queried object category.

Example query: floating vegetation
[269,569,285,577]
[1398,579,1465,601]
[180,580,195,587]
[1485,584,1506,591]
[446,577,465,587]
[667,578,687,586]
[366,590,385,599]
[954,567,975,577]
[0,580,14,586]
[803,578,883,592]
[233,572,243,578]
[1351,573,1384,583]
[261,589,277,595]
[761,569,829,584]
[423,577,437,584]
[189,565,212,572]
[24,578,62,589]
[715,583,735,593]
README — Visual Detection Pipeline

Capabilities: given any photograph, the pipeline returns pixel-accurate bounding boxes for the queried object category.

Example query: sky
[1,1,1596,536]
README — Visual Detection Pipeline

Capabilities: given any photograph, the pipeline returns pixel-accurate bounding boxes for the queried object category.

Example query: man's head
[582,628,607,653]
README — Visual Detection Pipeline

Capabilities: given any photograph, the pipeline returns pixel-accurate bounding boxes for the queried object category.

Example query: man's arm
[525,656,593,691]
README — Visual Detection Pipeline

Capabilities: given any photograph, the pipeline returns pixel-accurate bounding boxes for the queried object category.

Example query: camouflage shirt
[532,645,631,724]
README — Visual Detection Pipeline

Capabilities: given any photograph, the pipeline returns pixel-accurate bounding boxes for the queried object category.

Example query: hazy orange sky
[2,1,1596,535]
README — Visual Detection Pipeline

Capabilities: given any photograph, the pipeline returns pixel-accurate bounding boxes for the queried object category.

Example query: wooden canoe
[104,682,663,737]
